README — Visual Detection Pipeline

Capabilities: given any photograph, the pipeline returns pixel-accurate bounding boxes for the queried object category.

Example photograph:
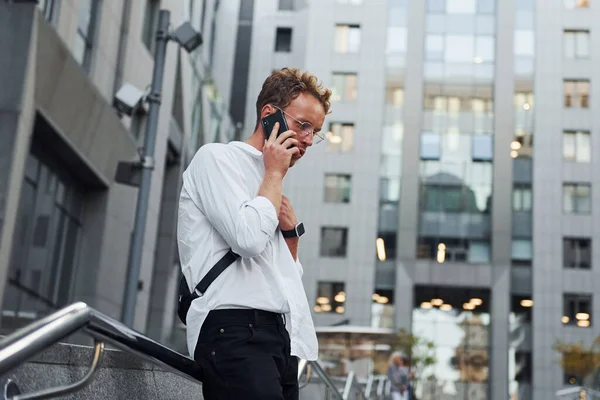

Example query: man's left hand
[279,195,298,231]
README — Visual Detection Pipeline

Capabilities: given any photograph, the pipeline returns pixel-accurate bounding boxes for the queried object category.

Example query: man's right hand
[263,122,300,178]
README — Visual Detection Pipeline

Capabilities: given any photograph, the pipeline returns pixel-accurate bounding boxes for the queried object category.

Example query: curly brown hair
[255,68,332,128]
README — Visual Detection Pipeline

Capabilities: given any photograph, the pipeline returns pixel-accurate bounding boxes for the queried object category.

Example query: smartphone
[261,109,289,140]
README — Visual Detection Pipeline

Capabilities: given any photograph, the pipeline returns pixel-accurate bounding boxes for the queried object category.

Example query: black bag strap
[193,249,239,297]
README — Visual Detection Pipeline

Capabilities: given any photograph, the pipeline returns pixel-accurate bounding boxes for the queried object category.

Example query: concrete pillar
[0,2,37,307]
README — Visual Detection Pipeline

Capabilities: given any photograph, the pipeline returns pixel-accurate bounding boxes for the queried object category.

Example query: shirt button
[249,323,253,328]
[211,351,215,356]
[220,328,225,333]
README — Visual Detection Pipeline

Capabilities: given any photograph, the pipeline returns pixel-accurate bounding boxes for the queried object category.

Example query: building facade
[217,0,599,399]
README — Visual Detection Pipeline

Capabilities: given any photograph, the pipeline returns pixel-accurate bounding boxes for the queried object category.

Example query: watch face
[297,223,305,236]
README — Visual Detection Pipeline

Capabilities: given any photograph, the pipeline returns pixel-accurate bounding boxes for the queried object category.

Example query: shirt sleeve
[188,145,279,258]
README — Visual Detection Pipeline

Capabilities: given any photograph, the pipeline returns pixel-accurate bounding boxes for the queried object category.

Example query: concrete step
[1,341,203,399]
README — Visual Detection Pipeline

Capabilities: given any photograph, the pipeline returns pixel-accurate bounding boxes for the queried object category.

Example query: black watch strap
[282,222,305,238]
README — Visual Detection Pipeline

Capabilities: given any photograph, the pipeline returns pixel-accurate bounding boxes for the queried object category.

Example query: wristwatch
[281,222,305,238]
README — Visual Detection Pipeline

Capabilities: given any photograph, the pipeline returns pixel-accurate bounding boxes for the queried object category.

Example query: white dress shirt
[177,141,319,361]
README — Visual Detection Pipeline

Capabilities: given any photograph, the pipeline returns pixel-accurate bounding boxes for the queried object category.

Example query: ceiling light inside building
[470,298,482,306]
[421,302,433,309]
[510,150,519,158]
[376,238,386,261]
[523,103,531,110]
[334,292,346,303]
[561,316,570,324]
[377,296,389,304]
[577,319,590,328]
[317,296,330,305]
[520,299,534,308]
[321,304,332,312]
[336,306,345,314]
[314,305,322,313]
[372,293,381,301]
[576,312,590,321]
[431,298,444,307]
[440,304,453,311]
[511,141,522,150]
[464,302,475,311]
[437,243,446,263]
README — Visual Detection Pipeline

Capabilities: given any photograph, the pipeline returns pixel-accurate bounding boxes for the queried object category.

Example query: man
[177,67,331,400]
[387,352,413,400]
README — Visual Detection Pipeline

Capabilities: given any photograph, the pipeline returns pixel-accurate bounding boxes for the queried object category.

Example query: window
[314,282,346,314]
[421,184,487,214]
[331,73,358,101]
[563,131,591,163]
[278,0,294,10]
[334,25,361,53]
[514,30,535,56]
[38,0,58,22]
[3,151,83,324]
[320,227,348,257]
[426,34,496,63]
[564,80,590,108]
[564,30,590,59]
[422,185,462,213]
[563,183,591,214]
[513,186,532,211]
[447,0,476,13]
[564,238,591,269]
[514,92,534,110]
[511,239,533,265]
[417,237,490,264]
[324,174,352,203]
[563,294,592,327]
[275,27,293,52]
[74,0,100,72]
[386,88,404,106]
[377,232,397,260]
[142,0,160,51]
[564,0,589,8]
[420,132,441,160]
[472,135,493,161]
[326,123,354,152]
[336,0,363,5]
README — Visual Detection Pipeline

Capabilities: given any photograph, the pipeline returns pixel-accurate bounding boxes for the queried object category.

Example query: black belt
[205,309,285,326]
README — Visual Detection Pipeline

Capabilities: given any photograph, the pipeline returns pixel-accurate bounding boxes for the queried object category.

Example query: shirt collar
[230,141,263,159]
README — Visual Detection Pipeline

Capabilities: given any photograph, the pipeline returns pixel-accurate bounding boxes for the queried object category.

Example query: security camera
[113,83,146,116]
[171,22,203,53]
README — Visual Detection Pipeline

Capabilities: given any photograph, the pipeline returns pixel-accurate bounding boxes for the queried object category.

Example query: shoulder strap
[194,249,240,296]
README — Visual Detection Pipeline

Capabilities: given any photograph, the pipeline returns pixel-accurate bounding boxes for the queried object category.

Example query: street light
[118,10,203,327]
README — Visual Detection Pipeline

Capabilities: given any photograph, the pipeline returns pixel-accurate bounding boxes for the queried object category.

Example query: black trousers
[194,309,299,400]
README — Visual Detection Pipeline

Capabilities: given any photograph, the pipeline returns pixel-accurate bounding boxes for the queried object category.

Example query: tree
[553,336,600,385]
[392,328,437,380]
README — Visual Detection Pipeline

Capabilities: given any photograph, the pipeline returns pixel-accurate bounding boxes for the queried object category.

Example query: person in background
[388,352,413,400]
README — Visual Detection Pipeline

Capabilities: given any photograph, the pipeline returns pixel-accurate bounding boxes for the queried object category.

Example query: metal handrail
[0,302,202,398]
[297,358,344,400]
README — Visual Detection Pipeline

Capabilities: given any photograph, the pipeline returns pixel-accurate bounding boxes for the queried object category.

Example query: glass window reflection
[445,36,475,62]
[514,30,535,56]
[387,27,408,53]
[412,287,491,397]
[447,0,476,13]
[421,132,442,160]
[428,0,446,13]
[472,135,493,161]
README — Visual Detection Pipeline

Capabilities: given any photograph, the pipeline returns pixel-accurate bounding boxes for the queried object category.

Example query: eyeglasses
[274,106,325,144]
